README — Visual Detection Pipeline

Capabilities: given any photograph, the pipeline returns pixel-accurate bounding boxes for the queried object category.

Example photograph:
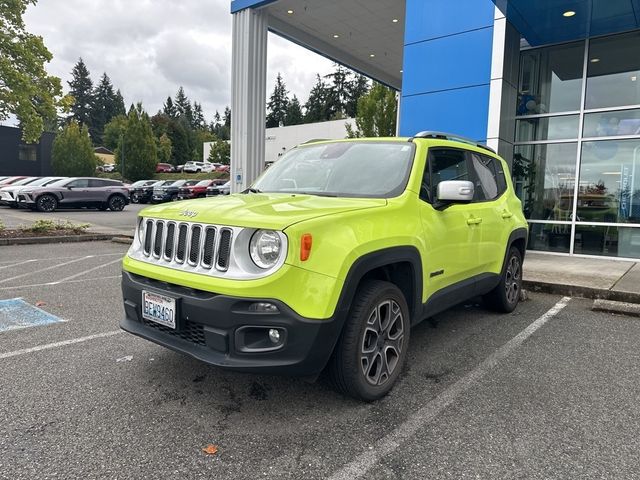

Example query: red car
[176,179,214,200]
[156,163,173,173]
[216,165,230,173]
[0,176,28,186]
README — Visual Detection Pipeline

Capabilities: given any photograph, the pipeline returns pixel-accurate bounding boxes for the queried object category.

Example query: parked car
[1,177,65,208]
[0,176,27,186]
[121,133,528,401]
[206,180,231,196]
[17,177,130,212]
[175,164,185,173]
[151,180,199,203]
[97,164,116,173]
[156,163,173,173]
[183,161,214,173]
[177,179,214,200]
[216,165,230,173]
[129,180,162,204]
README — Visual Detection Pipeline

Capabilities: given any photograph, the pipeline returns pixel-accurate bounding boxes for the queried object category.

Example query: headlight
[136,217,145,243]
[249,230,282,269]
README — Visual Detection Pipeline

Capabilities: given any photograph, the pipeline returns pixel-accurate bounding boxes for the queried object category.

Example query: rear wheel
[328,280,410,401]
[108,194,126,212]
[483,246,522,313]
[36,194,57,212]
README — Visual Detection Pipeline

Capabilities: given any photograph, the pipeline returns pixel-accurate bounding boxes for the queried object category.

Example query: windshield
[196,180,210,187]
[130,180,148,187]
[11,177,37,186]
[252,141,415,198]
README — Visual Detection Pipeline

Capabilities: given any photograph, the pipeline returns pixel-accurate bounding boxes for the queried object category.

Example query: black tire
[36,194,58,212]
[328,280,410,402]
[107,194,126,212]
[131,194,140,204]
[483,246,523,313]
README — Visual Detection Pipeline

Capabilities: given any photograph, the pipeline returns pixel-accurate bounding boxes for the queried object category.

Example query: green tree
[194,129,216,161]
[324,65,350,118]
[68,58,94,129]
[0,0,67,142]
[90,73,119,145]
[174,86,193,126]
[346,83,397,138]
[167,117,191,166]
[163,96,177,118]
[207,138,230,165]
[114,89,126,116]
[116,104,157,181]
[157,133,172,164]
[103,115,128,151]
[345,74,370,118]
[192,102,206,130]
[304,75,330,123]
[51,120,97,176]
[285,95,303,126]
[266,73,289,128]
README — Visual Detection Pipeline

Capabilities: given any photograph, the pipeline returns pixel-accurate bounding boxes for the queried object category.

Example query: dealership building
[229,0,640,260]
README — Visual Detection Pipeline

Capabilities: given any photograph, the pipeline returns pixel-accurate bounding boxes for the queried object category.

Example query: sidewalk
[523,252,640,303]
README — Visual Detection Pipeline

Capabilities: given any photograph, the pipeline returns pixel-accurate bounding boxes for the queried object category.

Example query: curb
[524,280,640,305]
[0,234,117,246]
[111,236,133,245]
[592,299,640,317]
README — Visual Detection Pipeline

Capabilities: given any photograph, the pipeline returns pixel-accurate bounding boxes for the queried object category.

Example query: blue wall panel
[402,27,494,97]
[231,0,277,13]
[405,0,496,44]
[400,0,495,142]
[399,85,491,141]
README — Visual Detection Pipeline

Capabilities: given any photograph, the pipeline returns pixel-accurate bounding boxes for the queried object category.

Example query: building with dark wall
[0,125,55,177]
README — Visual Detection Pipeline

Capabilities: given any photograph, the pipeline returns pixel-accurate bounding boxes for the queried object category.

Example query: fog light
[248,302,279,313]
[268,329,281,344]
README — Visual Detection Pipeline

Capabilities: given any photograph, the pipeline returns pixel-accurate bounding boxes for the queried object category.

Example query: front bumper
[151,192,174,202]
[120,270,341,376]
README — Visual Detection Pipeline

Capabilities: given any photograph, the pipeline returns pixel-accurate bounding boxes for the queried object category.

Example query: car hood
[140,192,387,230]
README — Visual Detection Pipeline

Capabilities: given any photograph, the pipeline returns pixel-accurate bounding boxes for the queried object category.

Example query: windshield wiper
[242,187,262,194]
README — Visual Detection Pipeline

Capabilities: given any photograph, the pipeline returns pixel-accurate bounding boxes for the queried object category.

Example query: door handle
[466,216,483,225]
[501,210,514,219]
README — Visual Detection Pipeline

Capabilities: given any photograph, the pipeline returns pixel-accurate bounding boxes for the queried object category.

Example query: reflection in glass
[513,143,578,220]
[517,42,584,115]
[579,139,640,223]
[516,115,579,142]
[574,225,640,258]
[583,109,640,138]
[586,32,640,110]
[528,223,571,253]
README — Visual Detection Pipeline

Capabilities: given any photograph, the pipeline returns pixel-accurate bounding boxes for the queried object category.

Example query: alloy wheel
[360,299,405,386]
[505,255,521,305]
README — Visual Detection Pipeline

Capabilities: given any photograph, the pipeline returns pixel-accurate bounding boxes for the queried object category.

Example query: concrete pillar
[230,8,268,193]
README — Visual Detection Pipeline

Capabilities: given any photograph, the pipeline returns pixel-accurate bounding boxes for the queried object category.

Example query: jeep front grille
[141,219,233,273]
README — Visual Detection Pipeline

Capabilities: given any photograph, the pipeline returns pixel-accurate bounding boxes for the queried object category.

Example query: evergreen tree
[285,95,303,126]
[346,83,397,138]
[207,138,231,165]
[324,65,350,118]
[68,58,94,129]
[192,102,206,130]
[103,114,128,151]
[90,72,118,145]
[163,96,177,118]
[167,117,191,166]
[116,103,157,181]
[223,106,231,128]
[174,86,194,126]
[157,133,172,165]
[345,74,370,118]
[266,73,289,128]
[150,112,171,138]
[52,120,97,176]
[304,75,330,123]
[114,89,126,116]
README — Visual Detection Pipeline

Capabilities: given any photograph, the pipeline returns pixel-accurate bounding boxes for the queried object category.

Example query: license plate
[142,291,176,329]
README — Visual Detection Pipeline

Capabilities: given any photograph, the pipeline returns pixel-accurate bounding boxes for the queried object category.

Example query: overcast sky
[22,0,336,123]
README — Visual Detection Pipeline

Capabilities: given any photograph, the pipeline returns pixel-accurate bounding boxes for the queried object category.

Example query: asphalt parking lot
[0,203,145,235]
[2,241,640,479]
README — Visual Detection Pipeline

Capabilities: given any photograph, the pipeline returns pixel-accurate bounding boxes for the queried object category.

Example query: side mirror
[66,186,73,190]
[434,180,474,210]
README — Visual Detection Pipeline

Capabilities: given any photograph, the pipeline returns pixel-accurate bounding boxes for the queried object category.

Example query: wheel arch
[503,228,528,274]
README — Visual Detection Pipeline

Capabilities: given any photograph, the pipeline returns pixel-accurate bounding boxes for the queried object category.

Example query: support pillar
[230,8,268,193]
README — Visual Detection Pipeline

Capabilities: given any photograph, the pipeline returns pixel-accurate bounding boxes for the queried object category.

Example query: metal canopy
[493,0,640,46]
[261,0,405,89]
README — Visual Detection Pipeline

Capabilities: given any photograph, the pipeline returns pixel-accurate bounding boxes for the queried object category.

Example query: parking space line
[328,296,572,480]
[52,258,122,284]
[0,252,122,266]
[0,275,122,291]
[0,256,90,284]
[0,330,123,360]
[0,259,38,270]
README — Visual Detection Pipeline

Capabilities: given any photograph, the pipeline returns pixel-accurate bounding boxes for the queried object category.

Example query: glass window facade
[514,32,640,259]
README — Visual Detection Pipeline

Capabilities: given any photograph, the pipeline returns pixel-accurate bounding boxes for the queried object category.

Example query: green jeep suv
[121,132,528,401]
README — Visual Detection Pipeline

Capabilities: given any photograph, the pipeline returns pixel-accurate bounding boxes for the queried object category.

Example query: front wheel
[483,246,523,313]
[328,280,410,402]
[36,194,58,212]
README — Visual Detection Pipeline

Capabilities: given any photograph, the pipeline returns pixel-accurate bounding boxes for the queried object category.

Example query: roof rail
[410,131,496,154]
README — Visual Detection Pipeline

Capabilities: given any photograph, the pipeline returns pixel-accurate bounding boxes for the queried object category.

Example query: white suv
[183,161,214,173]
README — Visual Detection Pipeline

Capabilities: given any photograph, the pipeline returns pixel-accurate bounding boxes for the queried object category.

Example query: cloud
[23,0,340,122]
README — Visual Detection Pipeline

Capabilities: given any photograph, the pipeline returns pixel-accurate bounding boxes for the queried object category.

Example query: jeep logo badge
[179,210,198,218]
